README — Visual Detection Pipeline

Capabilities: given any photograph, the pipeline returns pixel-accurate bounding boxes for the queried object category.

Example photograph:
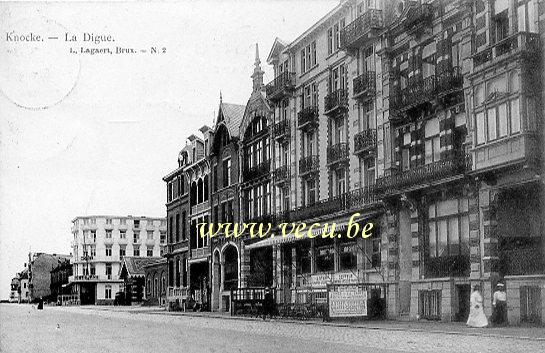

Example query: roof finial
[255,43,260,66]
[252,43,264,92]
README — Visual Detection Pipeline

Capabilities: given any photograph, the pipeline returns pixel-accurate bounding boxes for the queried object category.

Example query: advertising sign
[310,271,359,288]
[328,284,367,318]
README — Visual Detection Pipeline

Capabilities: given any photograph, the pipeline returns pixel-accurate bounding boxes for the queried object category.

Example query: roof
[266,37,289,64]
[120,257,164,278]
[218,102,245,138]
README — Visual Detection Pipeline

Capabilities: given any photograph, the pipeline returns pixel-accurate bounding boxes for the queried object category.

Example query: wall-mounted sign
[328,284,367,318]
[310,271,359,288]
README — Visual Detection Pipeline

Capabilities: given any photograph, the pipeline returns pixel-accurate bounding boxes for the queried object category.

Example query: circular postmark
[0,16,80,110]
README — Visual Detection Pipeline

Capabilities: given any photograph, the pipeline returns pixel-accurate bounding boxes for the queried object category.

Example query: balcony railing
[243,160,270,182]
[297,106,319,130]
[375,153,470,194]
[353,71,376,101]
[403,3,433,31]
[390,75,436,113]
[472,32,540,68]
[340,9,383,51]
[354,129,377,155]
[273,119,291,140]
[435,66,463,96]
[191,247,211,259]
[324,89,348,116]
[167,286,188,298]
[287,186,379,223]
[326,142,349,165]
[299,155,319,175]
[274,165,290,183]
[265,71,296,102]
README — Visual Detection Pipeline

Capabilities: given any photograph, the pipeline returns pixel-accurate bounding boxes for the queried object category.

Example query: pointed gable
[266,37,288,64]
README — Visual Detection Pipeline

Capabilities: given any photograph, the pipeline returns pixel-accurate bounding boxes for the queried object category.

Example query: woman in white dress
[467,284,488,327]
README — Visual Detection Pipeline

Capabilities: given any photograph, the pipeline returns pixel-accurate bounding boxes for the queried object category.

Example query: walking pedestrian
[262,287,274,321]
[491,283,507,326]
[467,284,488,327]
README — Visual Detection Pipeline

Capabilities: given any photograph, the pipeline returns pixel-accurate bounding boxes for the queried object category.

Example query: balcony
[403,3,434,34]
[243,160,270,182]
[297,106,319,130]
[265,71,296,103]
[274,165,290,184]
[326,142,349,166]
[435,66,463,98]
[167,241,189,254]
[390,75,435,116]
[273,119,291,141]
[376,153,470,195]
[472,32,540,70]
[352,71,376,101]
[191,202,209,215]
[324,89,348,116]
[472,133,540,174]
[299,155,319,176]
[340,9,383,51]
[191,247,210,259]
[288,186,379,223]
[353,129,376,156]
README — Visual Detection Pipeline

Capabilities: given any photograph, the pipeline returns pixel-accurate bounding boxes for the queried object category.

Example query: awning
[245,218,355,250]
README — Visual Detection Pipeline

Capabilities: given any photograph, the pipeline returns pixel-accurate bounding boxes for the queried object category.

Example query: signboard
[328,284,367,318]
[310,271,359,288]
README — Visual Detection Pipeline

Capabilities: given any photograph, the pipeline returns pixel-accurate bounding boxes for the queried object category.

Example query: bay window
[428,198,470,258]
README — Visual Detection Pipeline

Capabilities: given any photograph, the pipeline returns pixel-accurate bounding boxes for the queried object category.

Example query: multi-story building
[10,277,20,303]
[18,269,29,303]
[209,96,245,311]
[163,144,191,307]
[186,129,213,309]
[69,215,166,305]
[28,252,71,302]
[50,258,72,302]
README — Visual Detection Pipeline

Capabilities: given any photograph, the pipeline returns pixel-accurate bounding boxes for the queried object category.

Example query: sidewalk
[83,305,545,341]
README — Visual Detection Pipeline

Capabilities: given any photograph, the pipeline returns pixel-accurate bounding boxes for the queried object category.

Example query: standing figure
[467,284,488,327]
[262,287,274,320]
[491,283,507,326]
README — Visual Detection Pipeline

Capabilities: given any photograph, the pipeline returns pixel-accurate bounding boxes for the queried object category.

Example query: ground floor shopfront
[71,281,122,305]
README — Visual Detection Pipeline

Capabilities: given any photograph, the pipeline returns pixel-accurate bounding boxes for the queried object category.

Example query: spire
[219,90,222,104]
[252,43,264,92]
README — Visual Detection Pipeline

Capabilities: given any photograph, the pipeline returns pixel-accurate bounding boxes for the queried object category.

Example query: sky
[0,0,338,300]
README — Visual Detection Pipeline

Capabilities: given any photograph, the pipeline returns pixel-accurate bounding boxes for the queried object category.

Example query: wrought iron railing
[375,153,470,193]
[299,155,319,175]
[324,89,349,115]
[353,71,376,99]
[274,164,290,182]
[265,72,296,101]
[404,3,433,30]
[435,66,463,95]
[354,129,377,154]
[473,32,540,68]
[297,106,319,129]
[340,9,383,50]
[326,142,349,165]
[390,75,436,112]
[273,119,290,139]
[243,160,271,182]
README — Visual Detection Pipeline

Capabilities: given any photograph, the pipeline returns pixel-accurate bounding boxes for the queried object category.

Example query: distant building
[69,215,166,305]
[18,269,29,303]
[9,277,19,303]
[50,258,73,302]
[119,256,164,304]
[28,252,71,302]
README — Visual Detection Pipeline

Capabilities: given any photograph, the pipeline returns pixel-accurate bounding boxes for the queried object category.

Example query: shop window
[428,198,470,258]
[297,242,312,274]
[339,238,357,271]
[315,237,334,273]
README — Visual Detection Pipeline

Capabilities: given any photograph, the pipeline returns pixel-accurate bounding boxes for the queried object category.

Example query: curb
[136,309,545,342]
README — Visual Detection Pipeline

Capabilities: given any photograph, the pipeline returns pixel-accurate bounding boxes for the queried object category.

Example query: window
[475,98,520,144]
[339,238,357,271]
[106,263,112,277]
[105,285,112,299]
[119,247,126,259]
[518,1,538,33]
[335,168,346,196]
[106,230,112,239]
[175,214,180,243]
[327,28,333,55]
[160,232,166,244]
[493,9,509,43]
[134,220,140,229]
[297,242,312,274]
[363,158,375,187]
[133,233,139,244]
[300,49,306,74]
[222,159,231,187]
[119,230,126,239]
[311,41,317,66]
[106,218,112,225]
[422,41,436,79]
[133,248,140,256]
[212,164,218,191]
[147,247,153,257]
[425,118,441,164]
[315,237,334,272]
[182,212,186,241]
[428,198,470,258]
[90,265,96,276]
[91,231,96,242]
[305,179,317,205]
[147,231,154,240]
[90,246,96,258]
[419,290,441,320]
[105,246,112,257]
[402,147,410,171]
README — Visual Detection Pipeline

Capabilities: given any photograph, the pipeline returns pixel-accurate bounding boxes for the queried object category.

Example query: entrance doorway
[455,284,471,322]
[79,283,96,305]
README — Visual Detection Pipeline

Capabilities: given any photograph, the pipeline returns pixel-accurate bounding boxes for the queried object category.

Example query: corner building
[258,0,544,324]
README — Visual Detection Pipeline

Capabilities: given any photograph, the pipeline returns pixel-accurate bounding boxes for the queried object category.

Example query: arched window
[197,179,204,204]
[203,175,209,201]
[190,182,197,206]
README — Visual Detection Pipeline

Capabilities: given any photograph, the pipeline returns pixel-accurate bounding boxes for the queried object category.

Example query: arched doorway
[223,245,239,291]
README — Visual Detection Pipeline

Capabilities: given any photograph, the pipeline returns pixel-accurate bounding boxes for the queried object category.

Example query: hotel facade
[69,215,166,305]
[164,0,544,325]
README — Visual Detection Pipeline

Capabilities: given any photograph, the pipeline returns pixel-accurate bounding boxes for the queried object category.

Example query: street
[1,304,544,353]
